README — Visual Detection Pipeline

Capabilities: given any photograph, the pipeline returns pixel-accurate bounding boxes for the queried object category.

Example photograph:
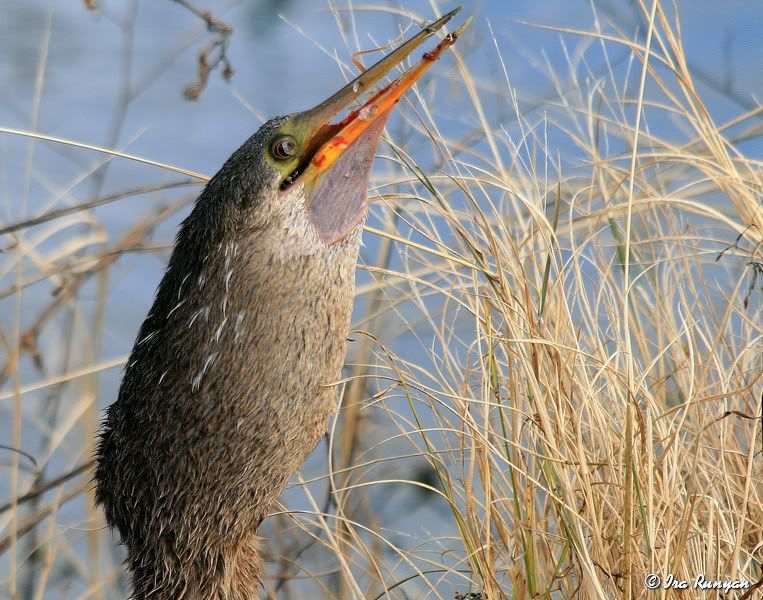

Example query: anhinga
[95,9,466,599]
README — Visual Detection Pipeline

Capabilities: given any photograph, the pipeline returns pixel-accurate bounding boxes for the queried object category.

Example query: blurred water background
[1,0,761,597]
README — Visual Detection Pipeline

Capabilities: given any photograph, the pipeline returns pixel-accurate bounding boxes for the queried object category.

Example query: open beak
[281,7,470,191]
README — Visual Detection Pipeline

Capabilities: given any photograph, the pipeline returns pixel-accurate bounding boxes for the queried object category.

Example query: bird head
[217,9,468,252]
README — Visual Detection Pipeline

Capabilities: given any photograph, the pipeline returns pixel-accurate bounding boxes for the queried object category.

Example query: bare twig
[0,179,197,238]
[170,0,235,99]
[0,461,93,514]
[0,196,193,386]
[0,482,90,556]
[0,445,37,468]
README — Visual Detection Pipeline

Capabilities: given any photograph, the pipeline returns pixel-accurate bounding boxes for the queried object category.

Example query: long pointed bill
[290,10,470,244]
[304,8,462,135]
[304,20,470,183]
[281,9,470,191]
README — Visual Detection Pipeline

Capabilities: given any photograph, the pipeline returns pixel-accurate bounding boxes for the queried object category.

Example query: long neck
[127,538,262,600]
[96,182,361,599]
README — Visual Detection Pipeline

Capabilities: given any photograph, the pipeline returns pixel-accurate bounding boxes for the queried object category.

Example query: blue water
[1,0,762,597]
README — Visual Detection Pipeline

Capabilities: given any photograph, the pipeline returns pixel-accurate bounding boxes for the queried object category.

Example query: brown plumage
[95,117,371,599]
[94,10,465,599]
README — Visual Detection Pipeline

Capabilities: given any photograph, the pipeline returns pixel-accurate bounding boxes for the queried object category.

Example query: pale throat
[274,188,365,262]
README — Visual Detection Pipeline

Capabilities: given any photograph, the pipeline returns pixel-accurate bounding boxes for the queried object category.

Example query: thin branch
[170,0,235,99]
[0,461,93,514]
[0,179,197,237]
[0,482,90,556]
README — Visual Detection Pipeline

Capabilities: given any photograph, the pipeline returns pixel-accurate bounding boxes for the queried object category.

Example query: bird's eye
[271,136,298,161]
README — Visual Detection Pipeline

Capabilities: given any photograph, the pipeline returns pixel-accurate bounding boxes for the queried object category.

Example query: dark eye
[271,136,298,160]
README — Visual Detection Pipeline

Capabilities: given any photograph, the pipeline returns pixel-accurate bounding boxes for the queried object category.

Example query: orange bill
[284,10,471,191]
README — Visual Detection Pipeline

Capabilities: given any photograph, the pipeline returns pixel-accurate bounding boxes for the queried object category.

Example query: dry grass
[1,1,761,598]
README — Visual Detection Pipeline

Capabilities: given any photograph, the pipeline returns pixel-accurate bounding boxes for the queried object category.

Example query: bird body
[96,120,364,598]
[95,10,466,599]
